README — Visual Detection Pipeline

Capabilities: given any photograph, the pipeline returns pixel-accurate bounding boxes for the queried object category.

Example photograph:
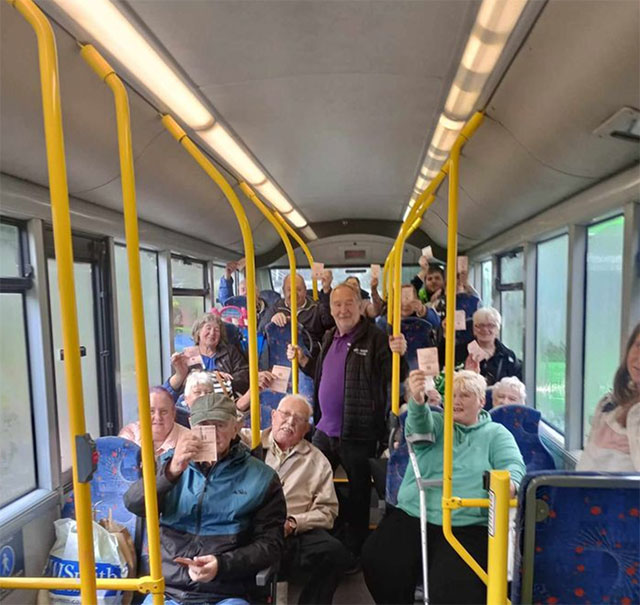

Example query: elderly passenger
[362,370,525,604]
[578,323,640,472]
[464,307,522,386]
[289,282,408,555]
[492,376,527,407]
[165,313,249,400]
[260,273,334,350]
[125,393,286,605]
[119,386,190,456]
[241,394,351,604]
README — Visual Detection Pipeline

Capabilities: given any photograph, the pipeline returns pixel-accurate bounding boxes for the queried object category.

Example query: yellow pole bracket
[240,182,300,394]
[80,43,165,603]
[274,211,319,300]
[161,115,261,448]
[0,0,98,600]
[486,470,511,605]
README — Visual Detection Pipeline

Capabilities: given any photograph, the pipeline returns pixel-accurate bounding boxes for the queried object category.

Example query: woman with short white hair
[465,307,522,387]
[492,376,527,407]
[363,369,525,604]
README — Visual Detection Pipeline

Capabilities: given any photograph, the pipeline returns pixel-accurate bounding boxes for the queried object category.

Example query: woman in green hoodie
[362,369,525,605]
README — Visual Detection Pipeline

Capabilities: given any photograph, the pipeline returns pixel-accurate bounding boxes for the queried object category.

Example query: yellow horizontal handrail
[240,182,299,393]
[0,576,162,593]
[80,43,164,603]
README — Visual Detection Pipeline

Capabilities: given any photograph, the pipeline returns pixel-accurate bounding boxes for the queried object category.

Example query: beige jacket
[241,428,338,534]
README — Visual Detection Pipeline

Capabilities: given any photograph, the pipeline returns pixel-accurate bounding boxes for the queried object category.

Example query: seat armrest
[256,564,277,587]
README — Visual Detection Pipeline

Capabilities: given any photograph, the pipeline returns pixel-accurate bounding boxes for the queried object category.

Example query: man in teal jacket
[125,393,286,605]
[362,369,525,605]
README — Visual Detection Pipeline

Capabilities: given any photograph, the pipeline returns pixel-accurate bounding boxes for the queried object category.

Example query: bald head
[283,273,307,306]
[271,394,312,450]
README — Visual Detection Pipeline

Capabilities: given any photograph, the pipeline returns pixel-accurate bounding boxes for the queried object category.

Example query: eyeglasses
[475,323,498,330]
[275,409,308,426]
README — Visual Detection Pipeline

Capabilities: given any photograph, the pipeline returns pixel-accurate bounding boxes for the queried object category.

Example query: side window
[0,220,38,507]
[535,235,569,431]
[212,264,227,305]
[481,260,493,306]
[171,256,208,352]
[582,215,624,442]
[497,250,524,360]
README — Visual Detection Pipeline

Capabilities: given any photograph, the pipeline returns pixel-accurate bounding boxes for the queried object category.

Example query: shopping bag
[98,511,137,605]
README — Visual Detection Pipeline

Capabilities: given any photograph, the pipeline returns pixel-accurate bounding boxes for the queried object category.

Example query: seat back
[224,295,247,308]
[260,289,281,307]
[61,436,141,542]
[375,317,436,371]
[513,471,640,604]
[489,405,556,471]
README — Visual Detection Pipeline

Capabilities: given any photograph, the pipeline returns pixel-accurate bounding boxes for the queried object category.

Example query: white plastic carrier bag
[43,518,128,605]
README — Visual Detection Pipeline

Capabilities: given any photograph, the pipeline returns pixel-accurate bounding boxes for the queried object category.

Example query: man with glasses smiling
[241,394,351,604]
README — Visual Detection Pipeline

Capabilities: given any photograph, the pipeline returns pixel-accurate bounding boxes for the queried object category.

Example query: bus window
[535,235,569,431]
[481,260,493,307]
[583,215,625,442]
[172,256,208,352]
[498,251,524,360]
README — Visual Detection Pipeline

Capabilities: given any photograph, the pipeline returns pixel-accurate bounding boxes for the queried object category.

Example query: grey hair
[331,281,361,302]
[473,307,502,330]
[453,370,487,402]
[185,371,216,397]
[191,313,227,345]
[278,393,313,420]
[492,376,527,403]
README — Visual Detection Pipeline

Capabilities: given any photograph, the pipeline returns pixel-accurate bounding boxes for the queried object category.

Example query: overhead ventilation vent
[593,107,640,143]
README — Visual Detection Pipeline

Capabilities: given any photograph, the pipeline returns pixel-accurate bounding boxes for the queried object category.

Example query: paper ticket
[417,347,439,376]
[454,309,466,330]
[467,339,490,362]
[187,354,205,371]
[457,256,468,273]
[370,264,381,279]
[271,365,292,393]
[422,246,433,260]
[311,262,325,280]
[192,425,217,462]
[424,375,435,393]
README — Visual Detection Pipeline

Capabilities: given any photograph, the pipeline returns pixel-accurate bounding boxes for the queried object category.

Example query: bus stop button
[75,434,97,483]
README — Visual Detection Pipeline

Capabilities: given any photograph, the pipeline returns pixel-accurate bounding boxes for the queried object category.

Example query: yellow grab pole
[382,245,394,301]
[1,1,98,601]
[162,115,262,448]
[0,576,163,593]
[442,112,487,584]
[80,44,164,603]
[486,470,511,604]
[240,182,299,394]
[384,246,395,323]
[274,212,319,300]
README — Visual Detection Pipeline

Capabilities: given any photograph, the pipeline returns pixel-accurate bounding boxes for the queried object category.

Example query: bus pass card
[454,310,466,331]
[457,256,468,273]
[370,264,381,279]
[271,365,292,393]
[467,340,490,362]
[311,262,325,280]
[421,246,433,260]
[187,354,205,371]
[192,425,217,462]
[417,347,439,376]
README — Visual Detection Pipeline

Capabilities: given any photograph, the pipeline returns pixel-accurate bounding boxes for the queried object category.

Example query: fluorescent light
[301,226,317,240]
[256,181,293,213]
[438,114,466,131]
[444,84,481,122]
[51,0,212,130]
[198,124,265,185]
[415,176,428,191]
[285,209,308,228]
[427,147,449,162]
[461,34,504,75]
[431,118,463,154]
[477,0,527,35]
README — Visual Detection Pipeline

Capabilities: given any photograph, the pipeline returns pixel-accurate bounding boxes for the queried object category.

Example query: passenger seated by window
[362,370,525,605]
[125,393,286,605]
[492,376,527,407]
[164,313,249,400]
[464,307,522,387]
[578,323,640,472]
[240,394,351,604]
[260,273,334,350]
[288,282,408,556]
[119,386,190,456]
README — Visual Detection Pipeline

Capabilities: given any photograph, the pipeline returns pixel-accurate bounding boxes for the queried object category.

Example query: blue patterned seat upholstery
[375,317,436,371]
[259,290,281,307]
[223,295,247,308]
[61,436,142,545]
[513,471,640,604]
[489,405,555,471]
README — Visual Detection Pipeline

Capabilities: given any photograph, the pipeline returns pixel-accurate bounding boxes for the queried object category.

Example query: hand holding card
[191,425,217,462]
[370,264,381,279]
[454,310,466,330]
[422,246,433,260]
[311,262,325,280]
[467,340,490,362]
[270,365,292,393]
[417,347,439,376]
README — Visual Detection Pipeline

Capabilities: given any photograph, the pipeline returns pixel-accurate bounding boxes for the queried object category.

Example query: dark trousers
[282,528,352,604]
[362,508,488,605]
[312,430,377,554]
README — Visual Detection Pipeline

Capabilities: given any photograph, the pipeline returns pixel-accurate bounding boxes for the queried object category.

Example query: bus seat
[375,317,436,370]
[512,471,640,604]
[260,289,281,307]
[61,436,142,551]
[223,295,247,308]
[489,405,556,471]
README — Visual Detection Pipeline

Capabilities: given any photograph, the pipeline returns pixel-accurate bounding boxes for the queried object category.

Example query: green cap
[190,392,237,426]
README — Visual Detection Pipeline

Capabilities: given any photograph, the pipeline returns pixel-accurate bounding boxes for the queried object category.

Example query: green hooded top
[397,399,526,526]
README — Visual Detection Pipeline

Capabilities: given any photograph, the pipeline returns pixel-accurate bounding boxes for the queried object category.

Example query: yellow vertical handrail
[80,44,164,603]
[384,245,396,324]
[382,245,394,301]
[274,212,319,300]
[486,470,511,603]
[239,182,300,394]
[442,113,488,584]
[1,1,98,601]
[161,115,262,448]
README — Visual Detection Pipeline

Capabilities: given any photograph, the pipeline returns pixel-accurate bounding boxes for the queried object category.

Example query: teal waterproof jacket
[397,399,525,526]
